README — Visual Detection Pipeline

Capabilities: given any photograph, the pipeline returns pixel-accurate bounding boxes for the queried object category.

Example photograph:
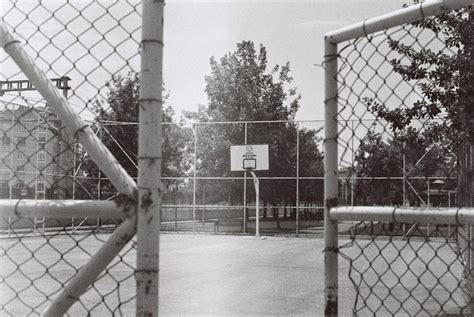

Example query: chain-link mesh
[1,222,136,315]
[78,120,325,235]
[1,1,141,314]
[328,3,474,315]
[339,223,469,315]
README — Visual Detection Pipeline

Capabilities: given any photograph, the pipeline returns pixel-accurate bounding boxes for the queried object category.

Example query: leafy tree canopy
[81,72,192,197]
[367,7,473,149]
[186,41,323,205]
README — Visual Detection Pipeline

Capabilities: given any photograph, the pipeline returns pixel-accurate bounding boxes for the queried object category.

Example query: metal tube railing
[323,39,339,316]
[325,0,474,44]
[330,206,474,225]
[0,199,132,219]
[136,0,164,315]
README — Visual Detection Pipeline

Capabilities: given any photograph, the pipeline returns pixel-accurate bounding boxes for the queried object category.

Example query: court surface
[1,232,464,316]
[158,234,335,316]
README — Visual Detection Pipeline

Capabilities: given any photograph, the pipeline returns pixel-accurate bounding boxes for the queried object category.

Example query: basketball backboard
[230,144,269,171]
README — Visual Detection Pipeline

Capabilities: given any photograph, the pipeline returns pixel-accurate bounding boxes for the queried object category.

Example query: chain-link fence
[324,1,474,315]
[1,1,146,315]
[0,1,330,314]
[0,115,327,237]
[82,120,326,235]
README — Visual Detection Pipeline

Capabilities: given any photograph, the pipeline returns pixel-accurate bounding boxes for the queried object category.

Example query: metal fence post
[324,38,339,316]
[193,124,197,231]
[296,122,300,236]
[243,122,248,233]
[136,0,164,315]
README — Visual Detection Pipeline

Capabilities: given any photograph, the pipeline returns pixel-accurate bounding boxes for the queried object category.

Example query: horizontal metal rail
[0,200,322,218]
[330,206,474,225]
[0,199,134,219]
[325,0,474,44]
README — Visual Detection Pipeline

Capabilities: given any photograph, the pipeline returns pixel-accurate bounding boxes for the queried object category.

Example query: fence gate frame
[0,0,164,315]
[323,0,474,315]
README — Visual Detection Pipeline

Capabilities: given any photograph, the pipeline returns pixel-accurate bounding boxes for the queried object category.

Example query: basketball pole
[231,144,268,237]
[248,170,260,237]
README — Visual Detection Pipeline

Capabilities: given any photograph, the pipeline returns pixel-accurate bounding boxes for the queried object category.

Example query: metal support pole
[403,142,406,207]
[193,124,197,231]
[351,120,354,206]
[136,0,164,315]
[323,39,339,316]
[9,113,13,200]
[243,122,248,233]
[296,122,300,236]
[250,170,259,237]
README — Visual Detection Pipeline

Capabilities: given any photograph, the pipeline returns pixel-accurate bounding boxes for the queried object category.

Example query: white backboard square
[230,144,269,171]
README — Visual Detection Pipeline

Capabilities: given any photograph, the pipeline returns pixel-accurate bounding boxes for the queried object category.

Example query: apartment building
[0,103,76,199]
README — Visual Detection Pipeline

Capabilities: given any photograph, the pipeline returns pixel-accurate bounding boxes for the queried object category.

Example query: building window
[16,165,25,172]
[17,137,26,146]
[19,122,27,131]
[39,123,47,132]
[16,179,25,188]
[38,151,46,162]
[38,136,46,143]
[17,152,25,161]
[0,180,8,187]
[37,179,45,192]
[2,136,10,146]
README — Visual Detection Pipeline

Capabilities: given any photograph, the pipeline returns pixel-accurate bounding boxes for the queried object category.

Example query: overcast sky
[162,0,409,121]
[1,0,410,122]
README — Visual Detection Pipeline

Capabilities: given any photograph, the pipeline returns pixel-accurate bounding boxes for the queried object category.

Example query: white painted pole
[296,122,300,236]
[193,124,197,230]
[243,122,248,233]
[250,170,260,237]
[136,0,164,315]
[324,39,339,316]
[330,206,474,226]
[325,0,474,44]
[0,199,133,219]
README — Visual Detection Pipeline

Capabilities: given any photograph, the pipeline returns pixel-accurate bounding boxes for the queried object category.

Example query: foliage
[354,128,455,206]
[359,5,473,207]
[81,72,192,198]
[186,41,324,205]
[367,7,473,149]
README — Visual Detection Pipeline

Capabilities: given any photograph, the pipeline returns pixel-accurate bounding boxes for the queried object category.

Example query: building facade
[0,103,76,199]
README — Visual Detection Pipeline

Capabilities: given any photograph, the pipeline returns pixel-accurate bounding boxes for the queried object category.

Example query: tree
[81,72,192,199]
[354,129,454,206]
[186,41,324,212]
[365,7,473,207]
